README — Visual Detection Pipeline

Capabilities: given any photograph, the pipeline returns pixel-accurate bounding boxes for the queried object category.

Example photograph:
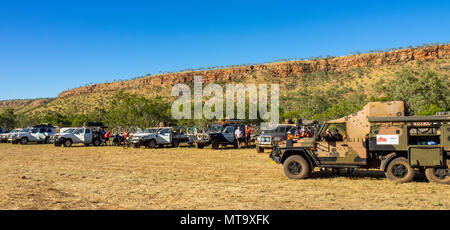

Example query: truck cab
[194,121,245,149]
[53,127,102,147]
[130,127,182,148]
[255,124,296,153]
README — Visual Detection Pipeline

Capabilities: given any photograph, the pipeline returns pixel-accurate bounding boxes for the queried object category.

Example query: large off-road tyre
[172,140,179,148]
[424,167,450,185]
[283,155,310,179]
[195,142,204,149]
[256,145,264,153]
[92,139,101,146]
[20,137,28,145]
[147,139,156,149]
[63,139,72,147]
[385,157,415,183]
[211,140,220,149]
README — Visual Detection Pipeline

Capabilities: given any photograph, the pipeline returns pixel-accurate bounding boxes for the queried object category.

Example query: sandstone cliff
[58,44,450,98]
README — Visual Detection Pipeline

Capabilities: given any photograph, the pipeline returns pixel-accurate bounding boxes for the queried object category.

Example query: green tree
[0,108,16,130]
[382,69,450,114]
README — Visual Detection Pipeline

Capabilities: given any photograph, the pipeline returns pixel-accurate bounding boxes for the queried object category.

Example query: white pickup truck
[11,126,55,144]
[52,127,104,147]
[1,129,20,143]
[130,127,192,148]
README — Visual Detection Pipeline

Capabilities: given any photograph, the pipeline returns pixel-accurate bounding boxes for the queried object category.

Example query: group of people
[234,125,254,147]
[288,125,345,142]
[293,125,315,138]
[323,128,344,141]
[98,128,129,146]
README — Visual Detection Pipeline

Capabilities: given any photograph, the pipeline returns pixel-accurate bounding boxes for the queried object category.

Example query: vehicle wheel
[45,137,50,144]
[63,139,72,147]
[172,140,179,148]
[424,167,450,185]
[283,155,310,179]
[385,157,415,183]
[211,140,220,149]
[256,145,264,153]
[92,139,101,146]
[20,138,28,145]
[195,142,204,149]
[148,139,156,148]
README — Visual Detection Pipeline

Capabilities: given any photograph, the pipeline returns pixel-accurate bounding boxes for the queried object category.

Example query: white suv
[11,126,55,145]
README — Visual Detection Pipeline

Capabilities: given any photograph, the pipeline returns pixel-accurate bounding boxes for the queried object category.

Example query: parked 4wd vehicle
[195,120,245,149]
[3,129,21,143]
[52,127,104,147]
[11,125,55,145]
[129,127,191,148]
[270,101,450,184]
[255,124,296,153]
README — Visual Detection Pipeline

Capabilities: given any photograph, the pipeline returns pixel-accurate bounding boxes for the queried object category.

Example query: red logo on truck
[377,136,387,143]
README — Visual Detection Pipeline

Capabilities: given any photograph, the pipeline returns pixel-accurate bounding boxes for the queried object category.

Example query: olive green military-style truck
[270,101,450,184]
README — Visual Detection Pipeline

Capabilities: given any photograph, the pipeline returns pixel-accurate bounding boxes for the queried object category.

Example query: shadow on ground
[309,169,429,182]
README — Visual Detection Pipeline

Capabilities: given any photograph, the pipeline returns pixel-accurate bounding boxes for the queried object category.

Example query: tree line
[0,68,448,131]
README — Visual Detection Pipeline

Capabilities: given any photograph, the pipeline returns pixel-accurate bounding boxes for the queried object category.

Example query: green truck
[270,101,450,184]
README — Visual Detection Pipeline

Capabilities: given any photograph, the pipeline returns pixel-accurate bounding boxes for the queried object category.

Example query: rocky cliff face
[0,98,53,111]
[58,44,450,98]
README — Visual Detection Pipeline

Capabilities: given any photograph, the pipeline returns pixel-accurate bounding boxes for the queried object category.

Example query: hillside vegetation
[0,44,449,129]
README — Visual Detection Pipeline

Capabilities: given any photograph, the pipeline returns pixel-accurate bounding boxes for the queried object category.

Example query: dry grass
[0,143,448,210]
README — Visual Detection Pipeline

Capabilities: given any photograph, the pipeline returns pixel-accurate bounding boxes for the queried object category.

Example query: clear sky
[0,0,449,100]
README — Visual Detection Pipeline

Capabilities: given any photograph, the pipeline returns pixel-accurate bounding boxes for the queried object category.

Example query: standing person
[234,126,243,148]
[245,125,252,146]
[300,126,306,137]
[294,127,300,139]
[104,130,111,146]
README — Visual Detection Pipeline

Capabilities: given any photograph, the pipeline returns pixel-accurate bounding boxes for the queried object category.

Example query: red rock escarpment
[58,44,450,98]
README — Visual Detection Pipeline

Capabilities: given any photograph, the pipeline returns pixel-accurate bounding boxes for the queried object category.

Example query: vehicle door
[72,128,85,143]
[157,128,172,144]
[315,123,353,164]
[84,128,93,143]
[37,128,48,141]
[222,126,235,143]
[29,128,40,142]
[46,128,55,136]
[275,126,285,140]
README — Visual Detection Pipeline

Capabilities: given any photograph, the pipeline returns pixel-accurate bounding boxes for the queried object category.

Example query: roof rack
[368,116,450,123]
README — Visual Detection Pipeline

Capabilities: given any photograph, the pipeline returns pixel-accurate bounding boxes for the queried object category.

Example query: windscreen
[206,124,223,133]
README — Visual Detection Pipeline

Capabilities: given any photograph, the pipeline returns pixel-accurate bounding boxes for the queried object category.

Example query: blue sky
[0,0,449,100]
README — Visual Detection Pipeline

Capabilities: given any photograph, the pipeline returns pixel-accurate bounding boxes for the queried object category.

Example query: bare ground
[0,143,448,210]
